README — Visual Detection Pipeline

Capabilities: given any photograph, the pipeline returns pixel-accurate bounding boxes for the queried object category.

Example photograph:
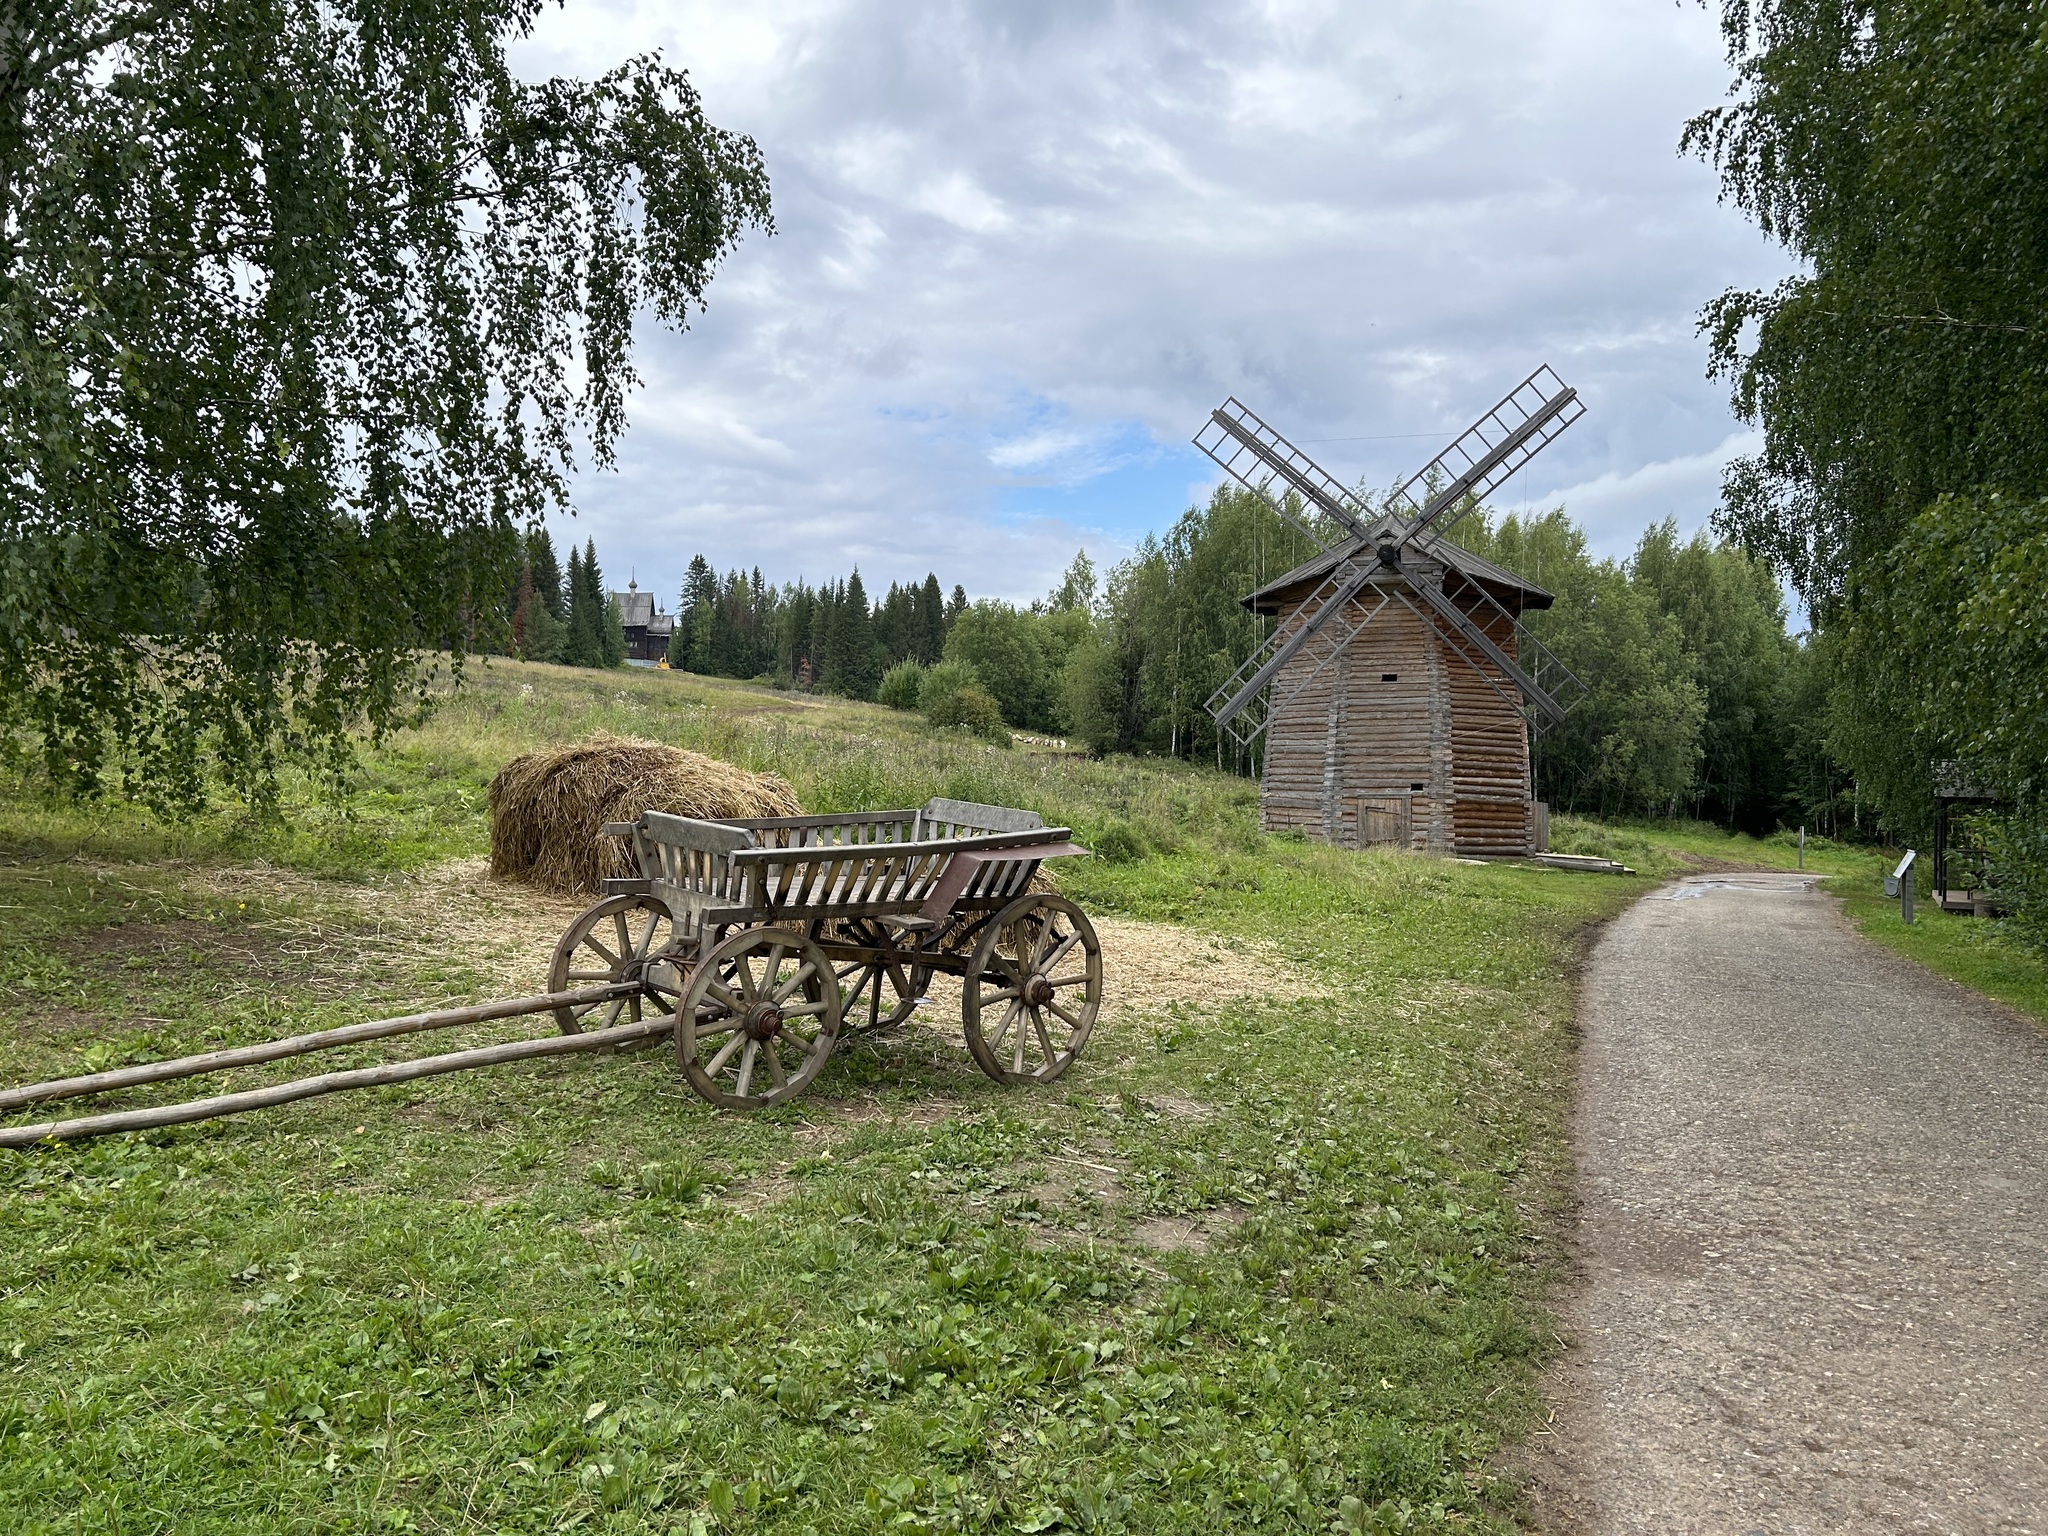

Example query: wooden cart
[1,799,1099,1145]
[548,798,1101,1108]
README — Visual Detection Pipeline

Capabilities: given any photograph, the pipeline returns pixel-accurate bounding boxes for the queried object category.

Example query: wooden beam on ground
[0,984,639,1111]
[0,1012,675,1148]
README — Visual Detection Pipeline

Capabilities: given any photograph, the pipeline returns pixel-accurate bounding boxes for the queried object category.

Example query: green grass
[1836,887,2048,1027]
[0,662,1664,1534]
[3,660,2042,1534]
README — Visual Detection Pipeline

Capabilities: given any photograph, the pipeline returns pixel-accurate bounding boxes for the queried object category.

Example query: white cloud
[1520,431,1765,561]
[508,0,1791,606]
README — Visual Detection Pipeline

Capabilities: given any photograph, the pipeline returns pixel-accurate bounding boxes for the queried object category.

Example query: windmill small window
[1192,367,1589,857]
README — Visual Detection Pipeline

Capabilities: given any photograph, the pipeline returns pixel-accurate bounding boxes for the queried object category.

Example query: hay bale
[488,732,801,894]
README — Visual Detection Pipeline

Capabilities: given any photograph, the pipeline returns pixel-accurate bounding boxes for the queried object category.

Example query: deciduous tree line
[1689,0,2048,943]
[675,484,1816,833]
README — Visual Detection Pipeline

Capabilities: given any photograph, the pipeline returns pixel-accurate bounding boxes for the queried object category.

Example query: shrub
[917,659,982,715]
[878,659,926,711]
[1091,820,1146,864]
[927,686,1009,743]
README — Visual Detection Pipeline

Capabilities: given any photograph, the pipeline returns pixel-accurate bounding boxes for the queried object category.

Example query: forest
[620,486,1826,837]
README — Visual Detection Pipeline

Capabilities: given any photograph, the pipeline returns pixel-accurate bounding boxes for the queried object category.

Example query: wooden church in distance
[1194,367,1589,861]
[1243,525,1554,857]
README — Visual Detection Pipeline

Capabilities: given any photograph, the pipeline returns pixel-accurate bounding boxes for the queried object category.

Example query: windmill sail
[1195,365,1589,747]
[1386,366,1584,544]
[1194,398,1372,549]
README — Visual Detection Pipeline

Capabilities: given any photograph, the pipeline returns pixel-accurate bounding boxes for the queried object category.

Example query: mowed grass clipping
[2,662,1650,1534]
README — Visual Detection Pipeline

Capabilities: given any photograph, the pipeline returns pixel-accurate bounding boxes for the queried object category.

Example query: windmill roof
[1241,524,1555,616]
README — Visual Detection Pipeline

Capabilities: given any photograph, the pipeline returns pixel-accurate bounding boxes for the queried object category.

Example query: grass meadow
[0,656,2039,1534]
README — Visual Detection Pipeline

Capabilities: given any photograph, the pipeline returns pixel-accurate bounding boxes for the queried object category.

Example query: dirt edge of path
[1488,896,1635,1532]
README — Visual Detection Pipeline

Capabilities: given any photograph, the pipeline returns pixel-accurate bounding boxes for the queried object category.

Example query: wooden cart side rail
[716,810,919,850]
[0,983,640,1112]
[730,827,1071,917]
[0,1011,675,1149]
[916,797,1046,840]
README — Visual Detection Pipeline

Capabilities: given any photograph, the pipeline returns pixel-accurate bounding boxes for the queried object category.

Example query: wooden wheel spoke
[988,999,1020,1052]
[771,960,817,1004]
[780,999,830,1019]
[1043,972,1091,991]
[597,997,626,1031]
[1039,930,1080,974]
[1031,1008,1061,1067]
[632,912,662,956]
[763,1039,788,1089]
[1011,1008,1028,1073]
[582,936,619,967]
[705,980,745,1014]
[704,1032,745,1076]
[734,1040,759,1098]
[1046,999,1084,1030]
[565,969,612,982]
[612,911,631,955]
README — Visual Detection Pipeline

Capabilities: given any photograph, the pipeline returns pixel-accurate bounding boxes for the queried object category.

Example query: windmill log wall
[1259,581,1533,857]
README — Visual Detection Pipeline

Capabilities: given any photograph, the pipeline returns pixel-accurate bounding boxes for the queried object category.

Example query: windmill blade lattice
[1387,365,1584,544]
[1194,398,1373,550]
[1205,554,1379,745]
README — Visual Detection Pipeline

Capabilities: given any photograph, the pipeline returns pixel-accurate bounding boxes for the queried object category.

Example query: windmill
[1192,366,1587,856]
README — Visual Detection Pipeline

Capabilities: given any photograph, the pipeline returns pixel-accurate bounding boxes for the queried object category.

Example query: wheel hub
[1023,974,1056,1007]
[746,1001,785,1040]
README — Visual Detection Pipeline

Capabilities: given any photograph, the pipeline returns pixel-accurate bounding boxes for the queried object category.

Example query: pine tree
[808,583,836,689]
[680,555,716,673]
[945,584,968,635]
[828,569,881,699]
[919,574,945,662]
[527,528,566,620]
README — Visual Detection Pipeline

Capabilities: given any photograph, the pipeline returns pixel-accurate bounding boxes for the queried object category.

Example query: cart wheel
[962,894,1102,1085]
[837,956,933,1031]
[679,927,841,1109]
[548,894,677,1035]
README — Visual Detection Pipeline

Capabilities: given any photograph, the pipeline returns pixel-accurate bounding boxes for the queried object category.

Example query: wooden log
[0,983,637,1111]
[0,1012,676,1148]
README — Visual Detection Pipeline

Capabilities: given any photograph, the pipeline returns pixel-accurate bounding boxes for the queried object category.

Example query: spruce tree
[920,574,946,662]
[830,569,882,700]
[584,540,623,667]
[561,545,590,666]
[681,555,717,673]
[527,529,566,620]
[809,584,836,689]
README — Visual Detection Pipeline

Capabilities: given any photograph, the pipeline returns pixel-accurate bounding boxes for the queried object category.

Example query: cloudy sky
[512,0,1792,611]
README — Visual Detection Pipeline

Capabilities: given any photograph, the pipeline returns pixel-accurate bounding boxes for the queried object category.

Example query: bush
[878,659,926,711]
[917,659,982,715]
[1091,819,1147,864]
[927,686,1009,743]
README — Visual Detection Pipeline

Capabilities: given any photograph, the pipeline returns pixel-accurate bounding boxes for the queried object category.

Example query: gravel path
[1531,873,2048,1534]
